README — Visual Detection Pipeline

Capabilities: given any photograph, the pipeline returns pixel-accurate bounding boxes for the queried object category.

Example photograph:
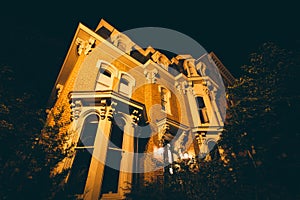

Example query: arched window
[101,118,125,195]
[68,114,99,194]
[159,86,171,114]
[95,62,117,91]
[196,96,209,123]
[118,73,135,97]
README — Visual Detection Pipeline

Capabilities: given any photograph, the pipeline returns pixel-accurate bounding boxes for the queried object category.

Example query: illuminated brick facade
[49,19,234,199]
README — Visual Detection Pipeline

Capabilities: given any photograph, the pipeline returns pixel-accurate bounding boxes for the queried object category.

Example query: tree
[220,42,300,199]
[0,66,73,199]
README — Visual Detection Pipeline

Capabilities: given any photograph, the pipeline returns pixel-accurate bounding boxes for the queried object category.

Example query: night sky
[1,1,299,106]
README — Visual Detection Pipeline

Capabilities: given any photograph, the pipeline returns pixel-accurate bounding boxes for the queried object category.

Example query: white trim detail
[95,60,118,91]
[118,72,136,97]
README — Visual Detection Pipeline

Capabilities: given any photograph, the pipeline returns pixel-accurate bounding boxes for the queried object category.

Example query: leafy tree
[220,42,300,199]
[0,66,73,199]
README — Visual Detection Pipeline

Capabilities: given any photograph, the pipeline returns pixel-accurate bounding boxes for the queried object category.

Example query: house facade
[48,19,234,199]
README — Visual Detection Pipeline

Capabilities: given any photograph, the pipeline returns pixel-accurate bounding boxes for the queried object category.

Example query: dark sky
[1,1,299,105]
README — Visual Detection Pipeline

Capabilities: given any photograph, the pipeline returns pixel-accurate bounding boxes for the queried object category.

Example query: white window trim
[95,60,118,91]
[118,72,135,97]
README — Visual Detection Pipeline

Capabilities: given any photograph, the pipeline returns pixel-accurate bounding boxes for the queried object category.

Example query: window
[68,114,99,194]
[101,119,124,194]
[102,69,111,77]
[95,62,117,91]
[119,77,130,95]
[159,86,171,114]
[96,68,113,91]
[196,97,209,123]
[120,78,129,86]
[118,73,135,97]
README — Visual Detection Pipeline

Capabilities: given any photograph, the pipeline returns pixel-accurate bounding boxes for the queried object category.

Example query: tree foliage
[0,66,72,199]
[221,42,300,199]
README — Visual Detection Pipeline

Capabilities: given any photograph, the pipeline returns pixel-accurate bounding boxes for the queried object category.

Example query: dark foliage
[0,66,72,199]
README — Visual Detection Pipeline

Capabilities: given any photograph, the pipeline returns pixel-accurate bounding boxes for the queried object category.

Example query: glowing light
[153,146,164,161]
[183,152,189,159]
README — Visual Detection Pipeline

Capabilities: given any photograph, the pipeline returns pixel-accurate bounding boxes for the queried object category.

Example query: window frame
[118,72,135,97]
[95,61,118,91]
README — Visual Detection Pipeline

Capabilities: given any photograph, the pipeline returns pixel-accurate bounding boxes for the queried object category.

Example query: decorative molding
[183,58,199,77]
[151,51,171,70]
[201,85,209,95]
[175,81,187,94]
[130,109,142,126]
[70,100,82,120]
[111,32,135,54]
[144,68,158,84]
[187,83,195,96]
[196,61,207,76]
[99,99,107,120]
[195,132,206,145]
[107,101,117,121]
[158,124,174,146]
[55,84,63,98]
[210,86,218,101]
[75,37,96,55]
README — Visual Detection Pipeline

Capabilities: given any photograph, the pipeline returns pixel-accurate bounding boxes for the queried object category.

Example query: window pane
[77,115,99,147]
[101,122,124,194]
[96,68,113,90]
[100,69,111,77]
[120,78,129,86]
[68,148,93,194]
[109,121,124,149]
[101,154,121,194]
[196,97,205,109]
